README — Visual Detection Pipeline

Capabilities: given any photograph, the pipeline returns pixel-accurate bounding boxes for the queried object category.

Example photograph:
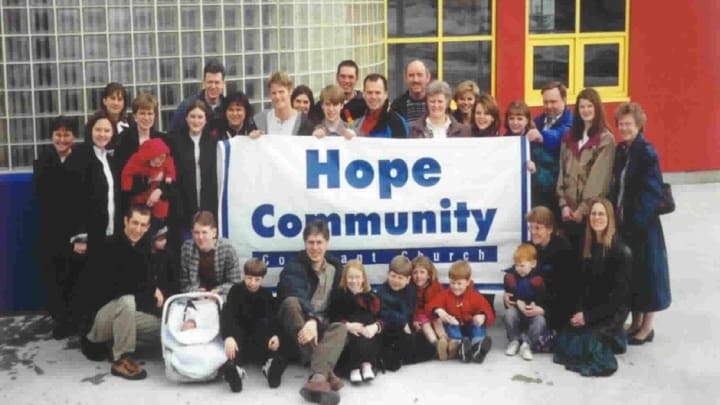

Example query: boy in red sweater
[427,260,495,363]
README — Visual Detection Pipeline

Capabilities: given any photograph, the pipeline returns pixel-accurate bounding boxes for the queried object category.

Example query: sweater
[427,286,496,326]
[376,282,416,330]
[221,283,279,340]
[390,91,427,123]
[179,238,241,296]
[412,280,444,322]
[328,288,382,326]
[532,107,573,192]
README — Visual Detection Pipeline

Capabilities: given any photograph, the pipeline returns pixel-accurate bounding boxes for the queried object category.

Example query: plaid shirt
[179,238,241,296]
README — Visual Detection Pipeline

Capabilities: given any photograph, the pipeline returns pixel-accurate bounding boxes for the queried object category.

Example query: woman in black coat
[610,102,670,345]
[166,100,218,242]
[33,116,84,338]
[504,206,575,351]
[74,111,123,254]
[553,197,631,377]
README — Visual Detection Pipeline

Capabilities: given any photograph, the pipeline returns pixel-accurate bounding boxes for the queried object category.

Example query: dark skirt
[626,217,671,312]
[553,323,627,377]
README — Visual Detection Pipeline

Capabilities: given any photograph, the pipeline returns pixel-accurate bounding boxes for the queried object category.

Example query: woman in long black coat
[33,116,84,338]
[610,102,671,345]
[166,100,218,246]
[553,197,631,377]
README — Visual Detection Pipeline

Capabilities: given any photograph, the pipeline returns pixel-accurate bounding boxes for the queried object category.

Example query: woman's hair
[192,210,217,229]
[50,115,78,136]
[453,80,481,103]
[582,197,616,258]
[319,84,345,105]
[185,99,208,118]
[526,206,556,233]
[100,82,128,117]
[504,100,536,134]
[411,256,438,282]
[268,71,293,89]
[291,85,315,106]
[571,87,607,140]
[425,80,452,105]
[84,110,114,143]
[615,102,647,132]
[224,91,254,127]
[131,93,159,116]
[339,259,371,293]
[472,93,500,130]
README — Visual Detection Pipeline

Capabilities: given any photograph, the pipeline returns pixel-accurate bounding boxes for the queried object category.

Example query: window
[386,0,494,100]
[525,0,628,105]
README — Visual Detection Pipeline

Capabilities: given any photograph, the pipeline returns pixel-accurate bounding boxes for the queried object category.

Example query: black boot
[262,355,288,388]
[223,361,243,393]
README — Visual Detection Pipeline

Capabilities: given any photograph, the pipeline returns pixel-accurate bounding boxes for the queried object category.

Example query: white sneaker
[505,340,520,356]
[361,362,375,381]
[350,368,362,384]
[519,342,533,361]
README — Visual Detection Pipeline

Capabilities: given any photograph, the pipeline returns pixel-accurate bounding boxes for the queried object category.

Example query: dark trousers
[42,250,82,326]
[336,334,380,373]
[380,327,436,370]
[228,318,279,365]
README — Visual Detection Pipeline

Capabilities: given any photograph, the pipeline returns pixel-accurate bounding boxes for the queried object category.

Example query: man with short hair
[312,60,367,124]
[390,59,432,123]
[169,60,226,132]
[527,81,573,210]
[355,73,408,138]
[76,205,162,380]
[277,220,346,405]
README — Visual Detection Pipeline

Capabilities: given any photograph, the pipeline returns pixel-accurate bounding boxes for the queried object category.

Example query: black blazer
[166,128,218,229]
[74,142,123,252]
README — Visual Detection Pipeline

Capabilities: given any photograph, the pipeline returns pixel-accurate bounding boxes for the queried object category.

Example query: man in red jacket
[427,260,495,363]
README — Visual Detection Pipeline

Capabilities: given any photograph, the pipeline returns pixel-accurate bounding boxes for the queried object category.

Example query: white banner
[218,136,530,291]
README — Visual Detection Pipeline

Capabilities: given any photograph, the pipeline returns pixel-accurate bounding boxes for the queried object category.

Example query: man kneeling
[76,205,162,380]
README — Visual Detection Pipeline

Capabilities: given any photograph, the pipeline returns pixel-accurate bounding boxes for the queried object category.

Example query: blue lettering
[251,204,275,238]
[278,213,303,237]
[412,157,441,187]
[471,208,497,241]
[385,212,408,235]
[411,211,436,234]
[305,213,342,236]
[345,213,381,235]
[378,159,408,199]
[307,149,340,189]
[345,160,374,189]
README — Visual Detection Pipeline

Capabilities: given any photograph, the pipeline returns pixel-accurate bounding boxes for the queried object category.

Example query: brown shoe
[448,339,461,360]
[436,338,449,361]
[327,372,344,391]
[111,355,147,380]
[299,379,340,405]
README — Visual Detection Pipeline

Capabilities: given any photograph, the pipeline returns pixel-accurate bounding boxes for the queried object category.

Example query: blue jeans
[444,323,487,345]
[503,306,547,344]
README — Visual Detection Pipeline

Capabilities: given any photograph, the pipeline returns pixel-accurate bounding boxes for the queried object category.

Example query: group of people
[32,57,671,404]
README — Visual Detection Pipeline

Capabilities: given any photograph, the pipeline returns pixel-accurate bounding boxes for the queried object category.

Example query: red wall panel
[628,0,720,171]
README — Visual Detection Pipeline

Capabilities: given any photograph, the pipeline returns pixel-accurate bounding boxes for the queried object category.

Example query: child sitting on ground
[427,260,495,363]
[220,258,286,392]
[376,255,416,371]
[120,138,176,221]
[410,256,448,359]
[503,243,548,361]
[328,260,382,384]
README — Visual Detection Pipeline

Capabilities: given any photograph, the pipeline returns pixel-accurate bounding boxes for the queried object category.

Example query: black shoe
[628,330,655,346]
[223,361,243,393]
[262,355,288,388]
[80,335,108,362]
[381,347,402,371]
[460,338,473,363]
[472,336,492,363]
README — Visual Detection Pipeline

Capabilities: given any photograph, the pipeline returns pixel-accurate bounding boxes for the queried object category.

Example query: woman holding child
[553,197,631,377]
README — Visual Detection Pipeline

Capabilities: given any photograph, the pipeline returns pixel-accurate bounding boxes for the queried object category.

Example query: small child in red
[121,138,176,219]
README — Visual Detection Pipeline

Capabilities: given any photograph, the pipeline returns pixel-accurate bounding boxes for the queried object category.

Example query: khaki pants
[278,297,347,377]
[86,294,160,361]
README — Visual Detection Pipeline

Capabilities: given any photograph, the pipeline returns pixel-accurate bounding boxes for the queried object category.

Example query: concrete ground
[1,183,719,405]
